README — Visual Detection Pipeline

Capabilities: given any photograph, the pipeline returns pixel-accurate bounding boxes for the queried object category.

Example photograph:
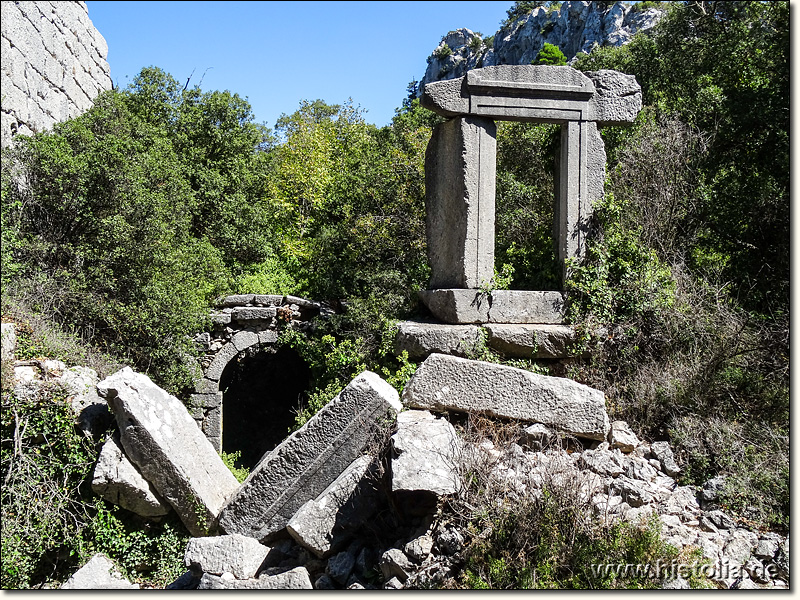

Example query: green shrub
[433,43,453,60]
[533,42,567,66]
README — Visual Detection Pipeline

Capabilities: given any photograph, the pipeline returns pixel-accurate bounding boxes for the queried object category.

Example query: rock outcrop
[418,1,664,94]
[1,1,112,148]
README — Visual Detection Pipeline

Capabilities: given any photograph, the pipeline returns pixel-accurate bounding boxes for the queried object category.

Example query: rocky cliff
[418,1,663,94]
[1,1,112,148]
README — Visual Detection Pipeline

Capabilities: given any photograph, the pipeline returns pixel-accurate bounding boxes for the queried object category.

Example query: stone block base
[419,289,566,324]
[395,321,579,361]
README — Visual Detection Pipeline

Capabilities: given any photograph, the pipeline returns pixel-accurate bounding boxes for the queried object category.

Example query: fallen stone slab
[97,367,240,536]
[286,455,378,558]
[391,410,461,496]
[217,371,402,542]
[419,289,566,324]
[394,321,482,360]
[197,567,313,589]
[91,432,171,518]
[403,354,610,441]
[184,534,270,580]
[61,553,139,589]
[484,323,577,358]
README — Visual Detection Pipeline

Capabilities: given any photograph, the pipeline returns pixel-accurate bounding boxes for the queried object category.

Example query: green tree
[533,43,567,66]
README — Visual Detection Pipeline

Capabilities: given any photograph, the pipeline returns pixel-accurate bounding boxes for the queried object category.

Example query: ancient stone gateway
[419,65,641,324]
[191,294,323,461]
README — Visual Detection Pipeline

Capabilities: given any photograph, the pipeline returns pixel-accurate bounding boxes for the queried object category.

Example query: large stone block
[391,410,461,496]
[419,289,566,324]
[92,433,172,518]
[217,371,402,542]
[97,367,240,536]
[231,307,277,321]
[286,455,377,558]
[394,321,482,360]
[426,116,496,289]
[197,567,313,590]
[184,534,270,579]
[403,354,610,441]
[485,323,577,358]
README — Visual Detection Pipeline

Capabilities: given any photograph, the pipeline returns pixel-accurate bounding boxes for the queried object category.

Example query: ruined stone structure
[1,1,111,148]
[419,65,641,325]
[191,294,324,454]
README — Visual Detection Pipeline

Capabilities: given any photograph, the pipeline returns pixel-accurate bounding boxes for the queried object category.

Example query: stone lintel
[422,65,640,126]
[419,289,566,324]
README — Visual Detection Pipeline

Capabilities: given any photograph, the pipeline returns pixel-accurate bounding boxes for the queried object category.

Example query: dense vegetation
[1,0,788,589]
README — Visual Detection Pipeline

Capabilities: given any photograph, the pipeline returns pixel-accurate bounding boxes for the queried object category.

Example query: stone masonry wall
[1,1,111,148]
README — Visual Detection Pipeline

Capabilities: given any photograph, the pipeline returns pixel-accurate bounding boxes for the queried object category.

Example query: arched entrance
[219,345,311,470]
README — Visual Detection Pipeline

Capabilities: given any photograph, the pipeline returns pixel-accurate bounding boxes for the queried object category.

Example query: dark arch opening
[219,344,311,470]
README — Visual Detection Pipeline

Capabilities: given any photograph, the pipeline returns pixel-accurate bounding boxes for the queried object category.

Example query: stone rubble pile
[1,323,788,589]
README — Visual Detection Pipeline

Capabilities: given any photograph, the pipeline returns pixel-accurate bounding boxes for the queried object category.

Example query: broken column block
[286,455,378,558]
[97,367,240,536]
[91,432,171,518]
[403,354,610,441]
[217,371,402,542]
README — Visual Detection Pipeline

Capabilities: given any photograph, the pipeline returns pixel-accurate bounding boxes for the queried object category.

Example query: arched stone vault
[190,294,326,451]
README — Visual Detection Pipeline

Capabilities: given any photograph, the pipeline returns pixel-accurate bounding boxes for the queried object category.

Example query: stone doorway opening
[219,345,311,470]
[495,122,562,292]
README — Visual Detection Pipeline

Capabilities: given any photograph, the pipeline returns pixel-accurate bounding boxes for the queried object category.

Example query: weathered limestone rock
[61,554,139,590]
[395,321,482,360]
[217,371,402,542]
[326,548,357,585]
[286,455,377,558]
[184,534,270,580]
[97,367,240,536]
[92,433,171,518]
[403,354,610,440]
[610,420,640,452]
[392,410,462,496]
[197,567,313,590]
[1,322,15,361]
[485,323,577,358]
[419,289,566,324]
[651,440,681,477]
[60,365,113,438]
[425,116,496,289]
[380,548,414,583]
[584,70,643,125]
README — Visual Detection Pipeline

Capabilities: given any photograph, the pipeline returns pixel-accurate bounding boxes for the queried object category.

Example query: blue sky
[86,1,513,129]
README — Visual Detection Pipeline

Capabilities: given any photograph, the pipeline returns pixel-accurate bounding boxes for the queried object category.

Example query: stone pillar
[425,116,497,289]
[556,120,606,284]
